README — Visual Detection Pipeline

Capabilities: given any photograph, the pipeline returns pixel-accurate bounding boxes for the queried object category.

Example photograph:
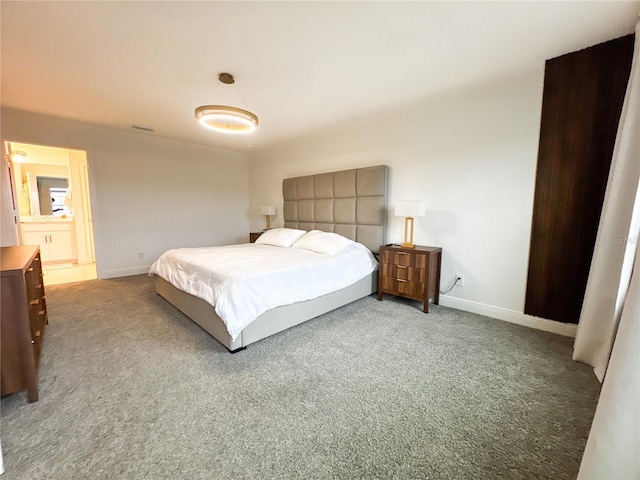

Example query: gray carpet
[1,275,600,479]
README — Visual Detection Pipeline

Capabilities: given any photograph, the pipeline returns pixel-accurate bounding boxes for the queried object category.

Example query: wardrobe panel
[525,34,634,324]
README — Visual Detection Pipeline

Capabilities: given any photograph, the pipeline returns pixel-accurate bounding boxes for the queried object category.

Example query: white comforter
[149,243,378,340]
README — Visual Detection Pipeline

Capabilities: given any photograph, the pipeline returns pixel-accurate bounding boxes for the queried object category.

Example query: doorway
[4,141,97,285]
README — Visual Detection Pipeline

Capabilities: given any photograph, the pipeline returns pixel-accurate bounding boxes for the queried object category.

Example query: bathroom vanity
[20,217,77,264]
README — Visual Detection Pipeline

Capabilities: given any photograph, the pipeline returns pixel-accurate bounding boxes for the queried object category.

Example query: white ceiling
[2,1,638,153]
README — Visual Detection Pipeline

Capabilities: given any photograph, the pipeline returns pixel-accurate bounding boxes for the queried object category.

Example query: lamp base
[402,216,416,249]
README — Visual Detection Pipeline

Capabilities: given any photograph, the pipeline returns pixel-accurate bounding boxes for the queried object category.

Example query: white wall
[1,108,249,278]
[248,67,555,324]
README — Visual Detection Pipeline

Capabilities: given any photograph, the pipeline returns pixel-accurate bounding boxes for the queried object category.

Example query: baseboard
[439,295,578,338]
[99,265,151,279]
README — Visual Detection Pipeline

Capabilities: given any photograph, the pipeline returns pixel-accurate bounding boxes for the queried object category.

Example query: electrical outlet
[455,274,465,287]
[138,251,145,260]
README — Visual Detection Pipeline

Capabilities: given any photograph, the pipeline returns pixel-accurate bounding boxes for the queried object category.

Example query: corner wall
[248,67,557,327]
[1,108,249,278]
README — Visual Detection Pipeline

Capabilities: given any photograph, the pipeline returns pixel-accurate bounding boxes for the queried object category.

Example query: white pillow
[254,228,307,247]
[292,230,355,255]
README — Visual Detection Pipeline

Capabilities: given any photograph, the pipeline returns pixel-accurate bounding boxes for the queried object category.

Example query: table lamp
[260,206,276,231]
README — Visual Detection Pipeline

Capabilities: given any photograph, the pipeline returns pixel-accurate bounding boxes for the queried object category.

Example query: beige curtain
[575,22,640,480]
[577,238,640,479]
[573,24,640,381]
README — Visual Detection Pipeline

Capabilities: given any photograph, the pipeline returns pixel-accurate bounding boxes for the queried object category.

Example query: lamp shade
[260,206,276,216]
[395,201,426,218]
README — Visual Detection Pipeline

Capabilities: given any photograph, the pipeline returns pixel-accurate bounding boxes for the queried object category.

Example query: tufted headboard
[283,165,388,254]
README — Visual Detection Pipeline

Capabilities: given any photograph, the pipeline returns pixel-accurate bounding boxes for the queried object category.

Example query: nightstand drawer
[381,263,426,283]
[398,279,425,299]
[380,276,424,299]
[380,250,427,268]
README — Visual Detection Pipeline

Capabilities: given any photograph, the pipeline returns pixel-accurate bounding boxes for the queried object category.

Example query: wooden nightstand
[377,245,442,313]
[249,232,264,243]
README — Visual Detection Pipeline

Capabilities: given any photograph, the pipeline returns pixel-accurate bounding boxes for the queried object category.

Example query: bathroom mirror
[32,176,72,216]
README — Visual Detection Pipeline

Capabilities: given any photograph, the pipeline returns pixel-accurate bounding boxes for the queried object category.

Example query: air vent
[131,124,154,132]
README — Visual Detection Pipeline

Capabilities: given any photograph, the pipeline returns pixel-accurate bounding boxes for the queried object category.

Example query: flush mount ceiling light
[195,73,258,134]
[11,150,27,162]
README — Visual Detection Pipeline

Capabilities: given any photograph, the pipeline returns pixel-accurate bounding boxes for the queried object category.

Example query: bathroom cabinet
[21,221,76,263]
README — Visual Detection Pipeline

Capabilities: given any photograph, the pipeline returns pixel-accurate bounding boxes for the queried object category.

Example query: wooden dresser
[377,245,442,313]
[1,246,48,402]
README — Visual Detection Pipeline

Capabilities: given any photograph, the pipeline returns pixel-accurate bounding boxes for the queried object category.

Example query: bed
[151,165,388,352]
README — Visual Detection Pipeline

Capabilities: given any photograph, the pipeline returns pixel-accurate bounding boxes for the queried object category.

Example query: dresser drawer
[29,300,46,333]
[25,264,38,298]
[32,331,43,364]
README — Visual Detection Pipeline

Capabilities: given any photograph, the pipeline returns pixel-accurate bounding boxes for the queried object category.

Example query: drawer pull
[398,252,408,255]
[39,310,45,316]
[37,284,43,289]
[35,330,41,337]
[27,267,34,272]
[31,340,35,344]
[30,299,39,305]
[397,279,407,283]
[397,265,407,269]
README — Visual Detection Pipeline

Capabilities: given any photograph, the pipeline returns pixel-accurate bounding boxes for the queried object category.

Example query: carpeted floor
[1,275,600,479]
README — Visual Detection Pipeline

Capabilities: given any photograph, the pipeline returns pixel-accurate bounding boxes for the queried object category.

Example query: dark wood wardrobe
[525,34,635,324]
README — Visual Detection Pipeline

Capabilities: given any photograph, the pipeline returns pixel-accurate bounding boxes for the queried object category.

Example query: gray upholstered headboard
[283,165,388,254]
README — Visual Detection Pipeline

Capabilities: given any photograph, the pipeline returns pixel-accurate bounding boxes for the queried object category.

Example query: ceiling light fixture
[195,73,258,134]
[11,150,27,162]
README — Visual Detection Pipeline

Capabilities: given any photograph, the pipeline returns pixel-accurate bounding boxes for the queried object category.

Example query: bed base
[154,273,377,352]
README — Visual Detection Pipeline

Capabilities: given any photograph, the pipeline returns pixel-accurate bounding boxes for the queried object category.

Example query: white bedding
[149,242,378,340]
